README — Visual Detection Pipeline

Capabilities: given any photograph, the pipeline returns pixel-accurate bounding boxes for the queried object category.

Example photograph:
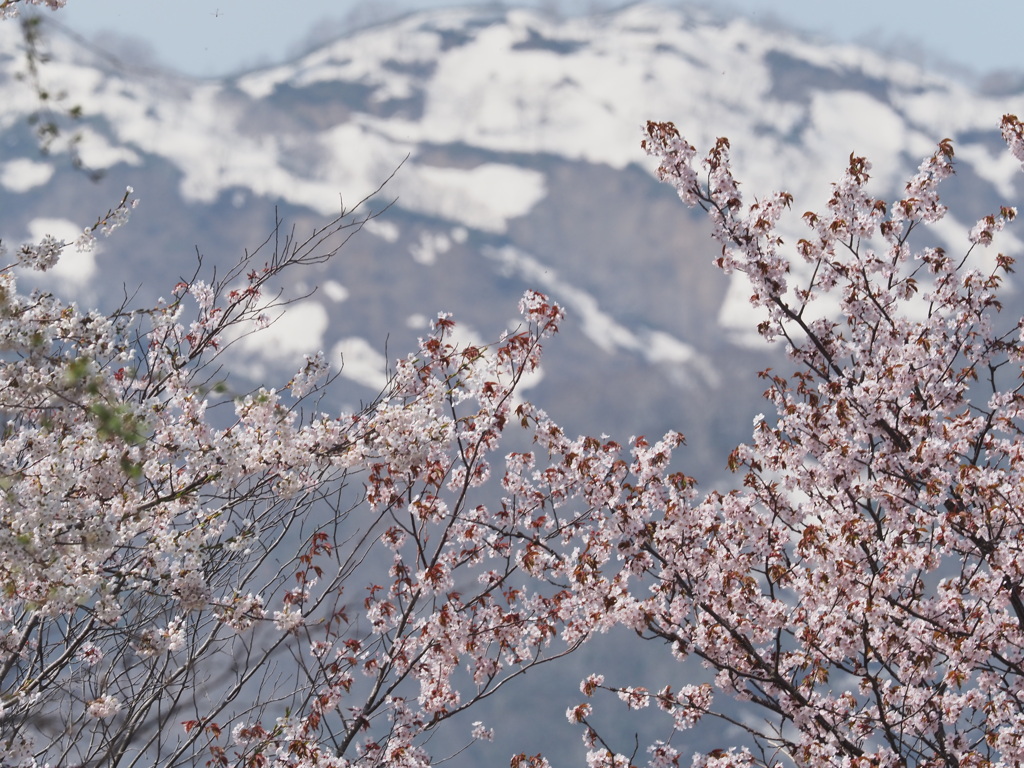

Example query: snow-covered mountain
[2,3,1023,484]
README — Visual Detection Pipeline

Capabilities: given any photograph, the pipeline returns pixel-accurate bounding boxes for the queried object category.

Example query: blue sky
[49,0,1024,80]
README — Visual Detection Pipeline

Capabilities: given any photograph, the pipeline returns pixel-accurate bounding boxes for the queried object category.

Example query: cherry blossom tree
[538,116,1024,768]
[0,0,66,16]
[7,117,1024,768]
[0,173,614,766]
[0,6,609,766]
[9,6,1024,768]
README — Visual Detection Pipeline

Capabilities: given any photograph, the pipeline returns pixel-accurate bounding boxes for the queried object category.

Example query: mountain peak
[2,4,1022,483]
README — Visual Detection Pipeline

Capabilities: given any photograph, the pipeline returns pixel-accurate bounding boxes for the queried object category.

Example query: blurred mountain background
[2,3,1024,762]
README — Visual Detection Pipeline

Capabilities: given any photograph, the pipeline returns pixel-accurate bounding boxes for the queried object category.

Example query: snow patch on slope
[322,280,349,302]
[24,217,97,286]
[409,231,450,265]
[332,337,388,391]
[401,164,546,233]
[1,160,54,192]
[364,217,400,243]
[236,300,329,365]
[76,126,142,170]
[484,245,718,388]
